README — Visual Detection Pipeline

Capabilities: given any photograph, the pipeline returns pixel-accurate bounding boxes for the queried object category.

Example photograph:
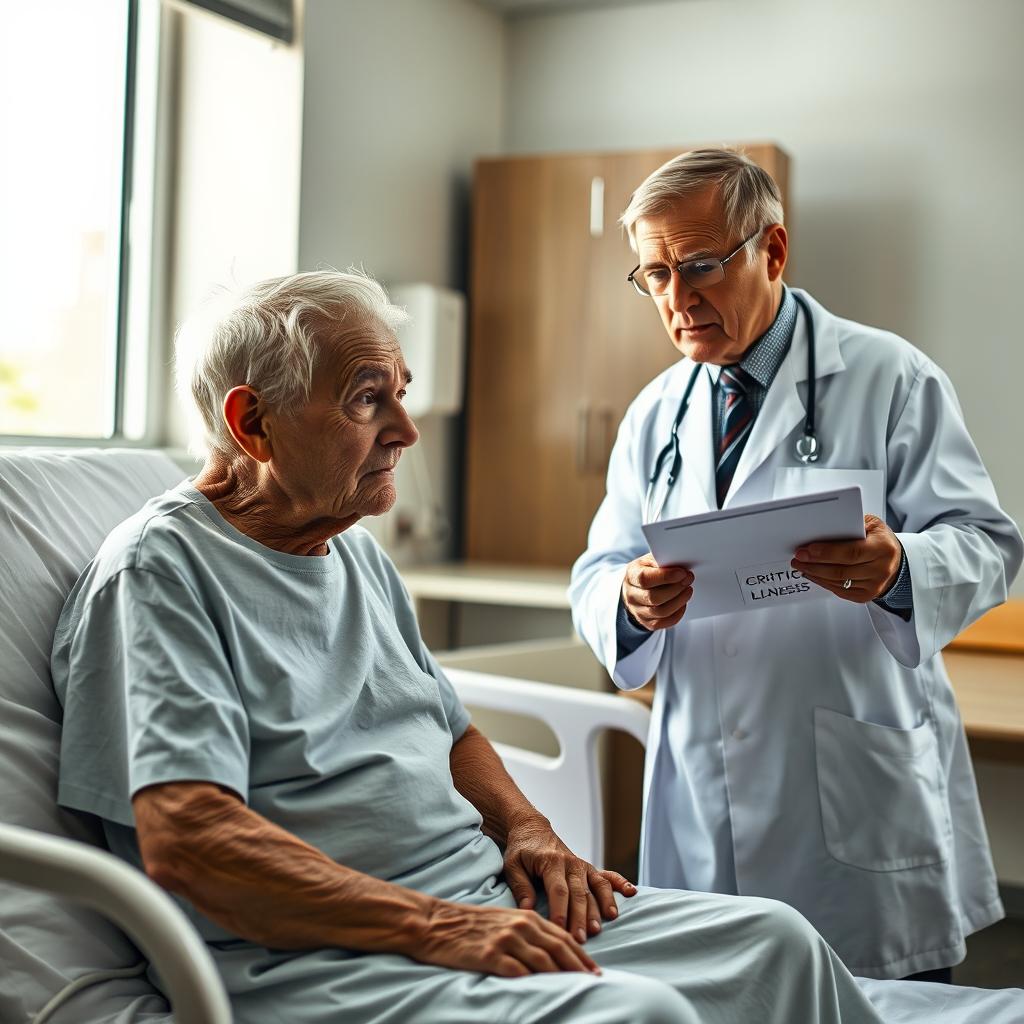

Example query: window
[0,1,154,441]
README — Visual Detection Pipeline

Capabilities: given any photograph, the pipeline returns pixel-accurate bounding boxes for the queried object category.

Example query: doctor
[569,148,1023,982]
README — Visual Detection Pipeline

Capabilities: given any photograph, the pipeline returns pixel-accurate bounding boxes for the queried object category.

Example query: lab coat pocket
[774,467,885,520]
[813,706,949,872]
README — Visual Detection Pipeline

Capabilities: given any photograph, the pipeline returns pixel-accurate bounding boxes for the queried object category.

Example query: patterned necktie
[716,365,755,507]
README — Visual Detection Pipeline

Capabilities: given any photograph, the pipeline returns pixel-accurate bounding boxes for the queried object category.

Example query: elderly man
[570,149,1023,982]
[50,271,884,1023]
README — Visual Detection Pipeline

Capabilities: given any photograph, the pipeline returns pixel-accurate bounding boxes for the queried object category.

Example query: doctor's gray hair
[620,148,784,263]
[174,269,410,457]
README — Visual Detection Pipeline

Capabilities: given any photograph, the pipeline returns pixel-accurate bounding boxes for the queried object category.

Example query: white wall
[164,6,305,450]
[298,0,505,562]
[504,0,1024,597]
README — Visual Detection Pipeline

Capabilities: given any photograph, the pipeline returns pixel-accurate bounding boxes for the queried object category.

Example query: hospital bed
[0,448,1020,1024]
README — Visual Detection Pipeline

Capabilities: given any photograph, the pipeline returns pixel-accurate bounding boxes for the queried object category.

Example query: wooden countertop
[947,600,1024,656]
[402,562,571,609]
[403,562,1022,654]
[406,564,1023,758]
[943,650,1024,759]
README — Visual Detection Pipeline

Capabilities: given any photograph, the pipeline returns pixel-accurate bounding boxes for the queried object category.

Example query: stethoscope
[643,293,819,523]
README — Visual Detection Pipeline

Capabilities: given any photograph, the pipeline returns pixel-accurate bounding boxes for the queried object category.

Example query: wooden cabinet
[464,144,790,567]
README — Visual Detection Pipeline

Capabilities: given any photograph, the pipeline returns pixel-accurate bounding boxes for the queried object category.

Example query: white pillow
[0,449,185,1023]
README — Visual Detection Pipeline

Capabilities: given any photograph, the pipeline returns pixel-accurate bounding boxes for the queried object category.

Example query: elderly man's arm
[133,781,599,977]
[449,724,636,946]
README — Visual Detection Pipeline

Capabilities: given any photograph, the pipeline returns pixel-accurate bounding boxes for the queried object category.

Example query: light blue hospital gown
[51,482,882,1024]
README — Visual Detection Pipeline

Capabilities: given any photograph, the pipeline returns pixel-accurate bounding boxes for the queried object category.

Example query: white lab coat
[570,288,1023,979]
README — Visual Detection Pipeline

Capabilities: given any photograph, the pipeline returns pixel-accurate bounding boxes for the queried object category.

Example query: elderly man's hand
[502,819,637,944]
[621,553,694,631]
[415,901,600,978]
[791,515,903,603]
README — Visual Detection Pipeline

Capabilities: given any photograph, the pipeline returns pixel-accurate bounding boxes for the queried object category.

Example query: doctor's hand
[502,819,637,945]
[791,515,903,604]
[621,554,694,631]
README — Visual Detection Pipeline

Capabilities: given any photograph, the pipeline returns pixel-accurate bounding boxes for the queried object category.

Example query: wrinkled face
[267,316,419,522]
[634,187,784,366]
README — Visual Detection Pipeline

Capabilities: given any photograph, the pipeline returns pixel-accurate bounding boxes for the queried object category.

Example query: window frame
[1,0,166,449]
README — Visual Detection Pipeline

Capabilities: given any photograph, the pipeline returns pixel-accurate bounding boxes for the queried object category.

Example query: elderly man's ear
[222,386,273,463]
[763,223,788,282]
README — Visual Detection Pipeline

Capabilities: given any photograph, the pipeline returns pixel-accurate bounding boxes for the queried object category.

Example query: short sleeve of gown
[55,568,250,827]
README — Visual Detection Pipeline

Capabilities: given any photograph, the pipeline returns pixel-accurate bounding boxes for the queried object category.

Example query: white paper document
[641,487,866,620]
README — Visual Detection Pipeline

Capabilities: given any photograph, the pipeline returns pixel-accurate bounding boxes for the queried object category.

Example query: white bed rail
[445,668,651,867]
[0,821,231,1024]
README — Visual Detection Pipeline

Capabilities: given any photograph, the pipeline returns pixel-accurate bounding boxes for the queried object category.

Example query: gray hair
[175,269,410,457]
[620,148,784,263]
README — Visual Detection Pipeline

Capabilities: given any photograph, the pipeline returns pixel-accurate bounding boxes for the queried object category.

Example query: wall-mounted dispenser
[389,284,465,417]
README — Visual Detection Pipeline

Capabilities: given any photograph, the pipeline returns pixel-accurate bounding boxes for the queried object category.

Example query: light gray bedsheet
[858,976,1024,1023]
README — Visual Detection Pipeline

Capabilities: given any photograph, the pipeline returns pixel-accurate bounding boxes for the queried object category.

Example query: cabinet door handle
[577,406,590,472]
[590,176,605,238]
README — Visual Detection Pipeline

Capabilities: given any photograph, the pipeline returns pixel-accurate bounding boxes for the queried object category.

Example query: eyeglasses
[627,226,766,297]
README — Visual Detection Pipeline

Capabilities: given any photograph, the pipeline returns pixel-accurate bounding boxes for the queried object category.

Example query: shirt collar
[705,286,797,389]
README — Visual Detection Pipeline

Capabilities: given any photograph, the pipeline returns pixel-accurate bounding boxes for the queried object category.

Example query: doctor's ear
[222,386,273,463]
[762,223,788,282]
